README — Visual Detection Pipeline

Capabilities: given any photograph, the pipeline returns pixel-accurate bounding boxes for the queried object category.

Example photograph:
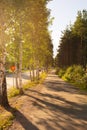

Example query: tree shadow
[5,106,39,130]
[23,91,87,130]
[25,93,87,120]
[44,80,87,95]
[28,89,86,107]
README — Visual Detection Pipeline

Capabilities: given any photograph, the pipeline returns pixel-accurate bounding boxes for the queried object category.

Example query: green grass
[23,81,36,90]
[0,111,14,130]
[39,72,47,83]
[8,87,20,98]
[23,72,47,90]
[8,72,47,97]
[71,82,87,91]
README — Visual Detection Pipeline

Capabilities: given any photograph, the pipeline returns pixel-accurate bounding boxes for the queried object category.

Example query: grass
[70,82,87,92]
[39,72,47,83]
[8,87,20,98]
[0,110,14,130]
[0,71,47,129]
[23,81,37,90]
[23,72,47,90]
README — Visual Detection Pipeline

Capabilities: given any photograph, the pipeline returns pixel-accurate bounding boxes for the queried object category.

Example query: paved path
[8,71,87,130]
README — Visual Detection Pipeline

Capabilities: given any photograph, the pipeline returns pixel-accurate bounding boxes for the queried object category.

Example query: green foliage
[78,74,87,89]
[62,65,84,82]
[57,68,66,78]
[8,87,20,98]
[23,72,47,90]
[55,10,87,69]
[58,65,87,90]
[5,0,53,71]
[0,112,14,130]
[23,81,36,90]
[0,0,53,108]
[39,72,47,82]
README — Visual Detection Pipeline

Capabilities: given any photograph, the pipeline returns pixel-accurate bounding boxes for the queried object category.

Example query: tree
[56,10,87,70]
[0,0,10,107]
[73,10,87,69]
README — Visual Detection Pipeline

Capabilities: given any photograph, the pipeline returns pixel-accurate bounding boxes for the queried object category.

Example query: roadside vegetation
[8,72,47,98]
[0,110,15,130]
[56,65,87,90]
[0,71,47,130]
[55,10,87,91]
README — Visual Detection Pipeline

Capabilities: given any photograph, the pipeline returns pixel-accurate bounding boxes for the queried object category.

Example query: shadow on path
[5,70,87,130]
[25,93,87,121]
[5,107,39,130]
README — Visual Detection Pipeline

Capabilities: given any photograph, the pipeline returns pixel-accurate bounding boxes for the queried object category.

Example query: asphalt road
[6,72,30,89]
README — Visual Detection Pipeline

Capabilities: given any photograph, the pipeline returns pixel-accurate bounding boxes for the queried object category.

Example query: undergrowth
[0,110,14,130]
[57,65,87,91]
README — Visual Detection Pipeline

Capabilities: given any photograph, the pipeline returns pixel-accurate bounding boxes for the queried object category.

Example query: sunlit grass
[8,87,20,98]
[0,111,14,130]
[39,72,47,83]
[57,66,87,92]
[8,72,47,97]
[23,81,36,90]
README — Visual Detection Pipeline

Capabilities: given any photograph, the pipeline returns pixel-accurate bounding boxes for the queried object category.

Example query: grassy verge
[70,82,87,92]
[0,72,47,129]
[0,108,15,130]
[56,66,87,92]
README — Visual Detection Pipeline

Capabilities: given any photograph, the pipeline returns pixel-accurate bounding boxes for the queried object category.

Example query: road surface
[8,71,87,130]
[6,72,30,89]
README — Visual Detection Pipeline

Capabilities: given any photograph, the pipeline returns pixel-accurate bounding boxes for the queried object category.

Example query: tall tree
[56,10,87,69]
[73,10,87,69]
[0,1,10,107]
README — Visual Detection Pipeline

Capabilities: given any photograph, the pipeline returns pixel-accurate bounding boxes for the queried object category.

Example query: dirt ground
[7,71,87,130]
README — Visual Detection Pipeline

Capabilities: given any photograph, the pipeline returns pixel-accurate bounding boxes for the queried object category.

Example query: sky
[47,0,87,57]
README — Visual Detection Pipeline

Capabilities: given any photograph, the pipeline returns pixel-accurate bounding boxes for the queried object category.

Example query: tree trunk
[36,68,39,80]
[0,7,9,107]
[18,16,23,94]
[32,66,35,81]
[15,64,19,89]
[29,67,32,81]
[0,66,9,107]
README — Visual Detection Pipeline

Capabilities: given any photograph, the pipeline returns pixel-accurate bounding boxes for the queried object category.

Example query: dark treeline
[55,10,87,70]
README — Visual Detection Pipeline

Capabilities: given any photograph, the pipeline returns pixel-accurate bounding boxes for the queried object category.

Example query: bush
[62,66,74,81]
[58,68,66,78]
[8,87,20,98]
[59,65,87,90]
[23,82,36,90]
[0,112,14,129]
[62,65,85,82]
[79,74,87,89]
[40,72,47,79]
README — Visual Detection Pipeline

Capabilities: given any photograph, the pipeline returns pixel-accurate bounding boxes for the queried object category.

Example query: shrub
[58,68,66,78]
[0,112,14,129]
[23,81,32,90]
[80,74,87,89]
[40,72,46,79]
[39,72,47,83]
[62,65,85,82]
[8,87,20,98]
[60,65,87,90]
[62,66,74,81]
